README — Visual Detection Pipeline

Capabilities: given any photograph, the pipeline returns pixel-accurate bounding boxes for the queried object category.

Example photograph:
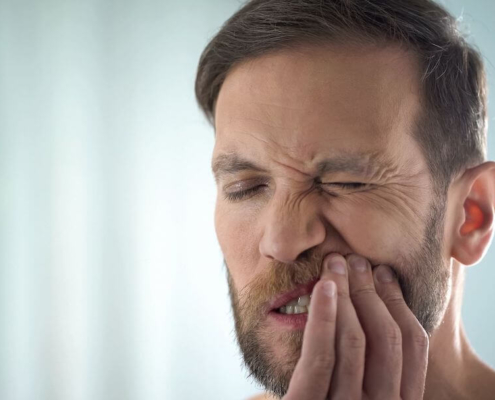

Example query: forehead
[213,43,424,175]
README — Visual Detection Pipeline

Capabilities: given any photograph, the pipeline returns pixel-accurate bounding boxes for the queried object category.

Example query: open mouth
[277,293,311,314]
[269,279,318,315]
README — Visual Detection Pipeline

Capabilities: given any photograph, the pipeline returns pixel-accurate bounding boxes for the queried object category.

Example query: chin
[240,325,302,398]
[267,324,303,363]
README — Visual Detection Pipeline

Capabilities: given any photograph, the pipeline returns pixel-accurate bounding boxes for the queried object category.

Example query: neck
[424,261,495,400]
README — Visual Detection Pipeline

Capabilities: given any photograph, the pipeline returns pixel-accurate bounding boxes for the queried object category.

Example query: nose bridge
[259,191,326,263]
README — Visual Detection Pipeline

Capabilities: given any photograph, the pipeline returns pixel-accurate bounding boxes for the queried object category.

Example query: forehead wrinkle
[270,154,314,181]
[236,129,310,170]
[212,148,409,184]
[217,134,318,181]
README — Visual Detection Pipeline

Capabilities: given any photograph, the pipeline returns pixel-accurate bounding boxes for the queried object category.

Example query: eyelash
[225,185,266,202]
[224,182,367,202]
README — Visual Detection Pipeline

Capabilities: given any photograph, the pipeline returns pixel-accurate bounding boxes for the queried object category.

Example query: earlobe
[451,162,495,267]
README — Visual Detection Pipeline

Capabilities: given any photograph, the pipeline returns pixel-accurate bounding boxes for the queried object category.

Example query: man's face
[212,44,451,395]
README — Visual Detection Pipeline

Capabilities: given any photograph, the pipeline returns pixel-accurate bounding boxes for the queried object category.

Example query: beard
[226,197,450,398]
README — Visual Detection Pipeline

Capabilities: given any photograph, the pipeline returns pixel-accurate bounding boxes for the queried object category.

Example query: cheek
[215,202,261,288]
[325,199,421,262]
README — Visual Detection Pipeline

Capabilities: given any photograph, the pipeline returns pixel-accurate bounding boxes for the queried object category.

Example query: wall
[0,0,493,399]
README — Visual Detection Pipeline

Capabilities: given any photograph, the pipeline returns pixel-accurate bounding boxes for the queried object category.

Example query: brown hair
[195,0,488,195]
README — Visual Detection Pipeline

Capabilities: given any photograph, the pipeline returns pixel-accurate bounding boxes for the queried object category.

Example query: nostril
[297,249,313,262]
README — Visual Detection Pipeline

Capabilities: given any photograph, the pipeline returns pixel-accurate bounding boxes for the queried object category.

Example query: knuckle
[404,326,429,351]
[381,291,405,308]
[340,329,366,350]
[337,289,351,301]
[350,285,376,299]
[382,323,402,347]
[319,311,337,325]
[310,352,336,371]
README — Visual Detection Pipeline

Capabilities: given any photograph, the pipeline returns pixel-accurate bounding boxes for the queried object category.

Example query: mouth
[268,279,319,315]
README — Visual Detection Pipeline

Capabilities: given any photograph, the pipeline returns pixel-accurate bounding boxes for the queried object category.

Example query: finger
[285,278,337,400]
[324,253,365,400]
[346,255,402,399]
[373,265,429,400]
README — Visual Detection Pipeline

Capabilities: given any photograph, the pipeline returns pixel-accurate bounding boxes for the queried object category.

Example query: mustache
[227,249,400,332]
[231,249,326,333]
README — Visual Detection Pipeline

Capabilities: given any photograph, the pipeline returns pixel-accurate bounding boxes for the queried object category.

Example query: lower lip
[268,311,308,330]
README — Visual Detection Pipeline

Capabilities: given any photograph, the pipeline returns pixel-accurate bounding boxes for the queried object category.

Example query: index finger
[284,279,337,400]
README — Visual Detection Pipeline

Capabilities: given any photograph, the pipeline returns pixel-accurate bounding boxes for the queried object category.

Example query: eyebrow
[212,152,390,181]
[316,155,374,177]
[212,154,268,182]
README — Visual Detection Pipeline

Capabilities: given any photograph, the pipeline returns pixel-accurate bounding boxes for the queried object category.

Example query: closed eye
[224,182,368,202]
[224,184,267,202]
[323,182,367,189]
[321,182,369,197]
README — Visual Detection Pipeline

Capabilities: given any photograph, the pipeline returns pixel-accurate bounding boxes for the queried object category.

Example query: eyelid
[322,182,367,188]
[320,182,371,197]
[223,181,369,202]
[224,183,266,202]
[223,177,270,201]
[224,177,268,191]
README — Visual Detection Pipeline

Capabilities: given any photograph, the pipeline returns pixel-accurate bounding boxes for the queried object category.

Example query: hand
[283,253,429,400]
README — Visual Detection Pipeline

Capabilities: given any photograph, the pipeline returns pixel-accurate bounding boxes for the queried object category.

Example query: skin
[211,43,495,399]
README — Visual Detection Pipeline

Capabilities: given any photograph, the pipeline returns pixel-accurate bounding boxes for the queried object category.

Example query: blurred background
[0,0,493,399]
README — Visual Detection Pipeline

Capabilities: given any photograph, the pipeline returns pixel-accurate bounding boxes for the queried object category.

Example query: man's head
[195,0,489,397]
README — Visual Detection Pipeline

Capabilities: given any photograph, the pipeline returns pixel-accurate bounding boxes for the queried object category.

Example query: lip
[268,312,309,330]
[267,279,319,313]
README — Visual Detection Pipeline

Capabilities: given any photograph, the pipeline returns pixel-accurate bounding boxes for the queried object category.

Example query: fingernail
[323,280,336,297]
[349,255,368,272]
[376,265,395,283]
[326,254,346,275]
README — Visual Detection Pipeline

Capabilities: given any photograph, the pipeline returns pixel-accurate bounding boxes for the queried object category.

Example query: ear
[451,161,495,266]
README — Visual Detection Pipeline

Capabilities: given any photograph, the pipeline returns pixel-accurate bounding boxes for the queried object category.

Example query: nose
[259,197,326,263]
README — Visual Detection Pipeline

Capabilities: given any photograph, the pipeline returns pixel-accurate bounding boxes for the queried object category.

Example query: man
[195,0,495,399]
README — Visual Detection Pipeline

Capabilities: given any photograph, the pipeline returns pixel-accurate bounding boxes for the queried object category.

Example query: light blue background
[0,1,493,399]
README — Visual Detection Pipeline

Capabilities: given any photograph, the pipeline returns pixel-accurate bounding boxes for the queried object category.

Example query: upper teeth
[278,294,312,314]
